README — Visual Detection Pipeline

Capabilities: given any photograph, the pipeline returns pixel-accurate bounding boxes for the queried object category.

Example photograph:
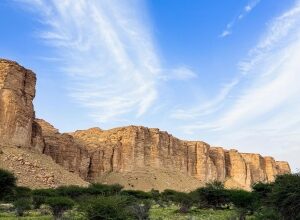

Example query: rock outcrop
[0,60,36,148]
[0,59,292,191]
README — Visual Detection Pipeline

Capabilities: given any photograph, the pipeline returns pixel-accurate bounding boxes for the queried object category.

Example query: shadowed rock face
[0,59,292,190]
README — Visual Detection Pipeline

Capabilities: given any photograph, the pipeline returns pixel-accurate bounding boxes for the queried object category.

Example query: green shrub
[56,185,88,199]
[81,196,132,220]
[252,182,273,206]
[253,207,280,220]
[13,198,32,217]
[129,200,151,220]
[63,207,86,220]
[191,181,230,209]
[271,173,300,220]
[32,188,57,209]
[121,190,152,200]
[161,189,193,213]
[15,186,32,198]
[228,189,257,220]
[46,196,74,220]
[0,169,17,201]
[150,189,164,207]
[87,183,123,196]
[150,189,160,200]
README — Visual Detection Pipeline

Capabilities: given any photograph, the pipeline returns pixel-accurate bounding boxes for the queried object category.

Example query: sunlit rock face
[0,59,292,191]
[38,122,291,190]
[0,59,37,148]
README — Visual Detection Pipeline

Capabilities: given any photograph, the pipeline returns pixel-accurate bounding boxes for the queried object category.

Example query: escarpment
[37,123,291,190]
[0,59,292,191]
[0,59,36,148]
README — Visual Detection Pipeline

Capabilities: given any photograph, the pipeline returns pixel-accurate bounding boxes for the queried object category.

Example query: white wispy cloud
[170,78,239,120]
[15,0,300,169]
[244,0,261,13]
[160,66,198,81]
[220,30,232,38]
[175,0,300,170]
[17,0,161,123]
[219,0,261,38]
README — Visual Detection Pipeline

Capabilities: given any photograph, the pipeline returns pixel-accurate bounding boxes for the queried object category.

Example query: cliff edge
[0,59,291,191]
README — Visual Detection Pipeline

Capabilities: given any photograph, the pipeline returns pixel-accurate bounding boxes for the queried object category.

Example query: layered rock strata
[0,59,291,190]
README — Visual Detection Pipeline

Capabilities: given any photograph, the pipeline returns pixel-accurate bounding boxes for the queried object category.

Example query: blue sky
[1,0,300,171]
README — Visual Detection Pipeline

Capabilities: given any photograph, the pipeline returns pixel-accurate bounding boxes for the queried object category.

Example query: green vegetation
[190,181,230,209]
[45,197,74,220]
[150,205,237,220]
[13,198,32,217]
[0,168,299,219]
[81,196,133,220]
[0,169,16,201]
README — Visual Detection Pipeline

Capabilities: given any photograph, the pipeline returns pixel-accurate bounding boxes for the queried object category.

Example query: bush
[15,186,32,198]
[32,188,57,209]
[13,198,31,217]
[191,181,230,209]
[271,173,300,220]
[252,182,273,206]
[121,190,152,201]
[46,196,74,220]
[56,185,88,199]
[150,189,164,207]
[253,207,280,220]
[0,169,17,201]
[129,200,151,220]
[81,196,132,220]
[161,189,193,213]
[228,189,258,220]
[87,183,123,196]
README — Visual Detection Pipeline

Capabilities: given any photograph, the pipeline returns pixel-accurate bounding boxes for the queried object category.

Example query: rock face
[0,59,292,191]
[37,123,291,190]
[0,60,36,148]
[36,119,91,180]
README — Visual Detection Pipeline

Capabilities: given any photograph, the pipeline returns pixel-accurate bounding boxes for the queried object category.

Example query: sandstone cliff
[0,59,88,188]
[37,122,291,190]
[0,59,291,191]
[0,60,36,148]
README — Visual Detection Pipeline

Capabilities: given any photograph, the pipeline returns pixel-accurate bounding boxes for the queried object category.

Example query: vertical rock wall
[0,60,36,148]
[0,59,292,190]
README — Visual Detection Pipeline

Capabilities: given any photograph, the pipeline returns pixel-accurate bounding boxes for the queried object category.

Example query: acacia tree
[191,181,230,209]
[13,198,31,217]
[46,197,74,220]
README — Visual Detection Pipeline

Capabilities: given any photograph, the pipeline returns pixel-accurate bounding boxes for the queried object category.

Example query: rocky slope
[0,59,88,188]
[0,145,88,188]
[0,59,291,191]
